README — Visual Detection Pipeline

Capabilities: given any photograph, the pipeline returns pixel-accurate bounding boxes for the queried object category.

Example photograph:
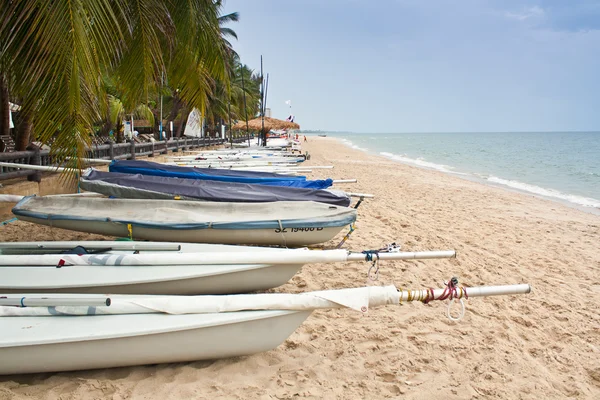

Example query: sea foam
[340,138,368,152]
[379,152,466,175]
[487,176,600,208]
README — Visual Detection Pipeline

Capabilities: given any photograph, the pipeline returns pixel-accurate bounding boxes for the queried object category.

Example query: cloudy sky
[222,0,600,133]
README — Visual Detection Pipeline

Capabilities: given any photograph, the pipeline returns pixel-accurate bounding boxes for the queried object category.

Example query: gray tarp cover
[81,170,351,207]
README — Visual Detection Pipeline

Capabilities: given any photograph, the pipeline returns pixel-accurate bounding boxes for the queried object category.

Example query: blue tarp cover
[109,160,333,189]
[81,170,350,206]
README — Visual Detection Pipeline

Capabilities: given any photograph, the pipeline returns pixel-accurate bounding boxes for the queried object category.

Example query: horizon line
[298,130,600,134]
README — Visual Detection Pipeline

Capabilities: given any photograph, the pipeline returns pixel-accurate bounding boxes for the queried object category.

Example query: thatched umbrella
[232,117,300,133]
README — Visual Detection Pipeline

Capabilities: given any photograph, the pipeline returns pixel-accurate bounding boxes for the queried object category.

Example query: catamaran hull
[0,310,311,375]
[15,215,346,246]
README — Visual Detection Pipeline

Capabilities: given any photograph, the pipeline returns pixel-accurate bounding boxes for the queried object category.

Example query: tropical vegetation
[0,0,262,170]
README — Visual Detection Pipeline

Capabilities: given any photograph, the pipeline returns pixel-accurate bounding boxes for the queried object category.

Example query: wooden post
[149,141,155,157]
[27,147,42,183]
[108,140,114,160]
[129,140,136,160]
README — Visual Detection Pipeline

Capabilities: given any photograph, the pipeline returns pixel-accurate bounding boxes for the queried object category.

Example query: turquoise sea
[316,132,600,213]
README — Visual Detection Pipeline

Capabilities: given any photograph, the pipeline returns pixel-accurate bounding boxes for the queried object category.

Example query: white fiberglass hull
[14,217,345,246]
[0,310,311,374]
[0,241,305,294]
[13,198,356,246]
[0,263,303,295]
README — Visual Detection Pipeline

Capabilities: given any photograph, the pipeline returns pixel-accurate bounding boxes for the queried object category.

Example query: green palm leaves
[1,0,128,171]
[0,0,242,177]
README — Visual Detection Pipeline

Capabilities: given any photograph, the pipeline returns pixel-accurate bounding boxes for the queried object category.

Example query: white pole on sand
[68,158,112,165]
[0,249,456,267]
[0,242,182,251]
[2,284,531,315]
[0,297,111,307]
[0,161,67,172]
[0,195,24,202]
[300,166,333,169]
[333,179,357,184]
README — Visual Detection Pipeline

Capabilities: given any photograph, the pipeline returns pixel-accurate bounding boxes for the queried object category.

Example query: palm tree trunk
[116,119,124,143]
[0,73,11,137]
[99,120,111,137]
[167,91,182,139]
[176,109,189,137]
[15,110,33,151]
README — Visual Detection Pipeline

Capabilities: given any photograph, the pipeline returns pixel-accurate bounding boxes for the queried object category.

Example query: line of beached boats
[0,137,530,374]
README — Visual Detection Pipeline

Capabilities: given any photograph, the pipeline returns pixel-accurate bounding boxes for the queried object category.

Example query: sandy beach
[1,137,599,399]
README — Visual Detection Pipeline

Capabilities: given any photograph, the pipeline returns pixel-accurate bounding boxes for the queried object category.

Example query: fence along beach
[0,136,596,398]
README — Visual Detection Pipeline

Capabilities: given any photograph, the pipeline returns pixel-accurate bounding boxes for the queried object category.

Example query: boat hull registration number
[274,227,325,233]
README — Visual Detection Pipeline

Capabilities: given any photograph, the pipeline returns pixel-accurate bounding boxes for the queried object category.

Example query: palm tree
[204,3,261,137]
[216,1,240,57]
[0,72,10,138]
[0,0,226,176]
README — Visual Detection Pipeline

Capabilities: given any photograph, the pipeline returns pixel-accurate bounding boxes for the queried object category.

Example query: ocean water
[318,132,600,212]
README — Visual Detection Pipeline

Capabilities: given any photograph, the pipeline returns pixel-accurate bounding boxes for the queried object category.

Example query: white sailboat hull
[14,216,345,246]
[0,263,303,295]
[13,197,355,246]
[0,310,311,375]
[0,241,305,294]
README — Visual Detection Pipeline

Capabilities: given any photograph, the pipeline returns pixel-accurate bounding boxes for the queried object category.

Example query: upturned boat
[12,196,357,246]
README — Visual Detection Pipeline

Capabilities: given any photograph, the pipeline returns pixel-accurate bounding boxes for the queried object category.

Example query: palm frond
[117,0,173,110]
[134,103,155,126]
[108,95,125,126]
[219,12,240,25]
[2,0,129,182]
[220,27,238,40]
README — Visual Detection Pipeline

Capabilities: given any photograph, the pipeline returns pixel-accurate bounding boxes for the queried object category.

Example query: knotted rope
[426,277,468,321]
[359,242,403,281]
[397,277,469,321]
[362,250,380,281]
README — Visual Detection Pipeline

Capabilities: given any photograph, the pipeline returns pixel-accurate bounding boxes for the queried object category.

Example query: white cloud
[505,6,545,21]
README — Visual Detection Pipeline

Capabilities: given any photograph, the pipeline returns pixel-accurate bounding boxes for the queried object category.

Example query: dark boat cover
[82,170,351,206]
[109,160,333,189]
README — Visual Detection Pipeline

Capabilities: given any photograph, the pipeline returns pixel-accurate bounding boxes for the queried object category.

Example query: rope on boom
[361,242,402,281]
[398,277,469,321]
[362,250,380,281]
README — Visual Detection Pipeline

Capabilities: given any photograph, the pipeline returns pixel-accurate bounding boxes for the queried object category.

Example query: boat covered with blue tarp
[109,160,333,189]
[80,170,351,207]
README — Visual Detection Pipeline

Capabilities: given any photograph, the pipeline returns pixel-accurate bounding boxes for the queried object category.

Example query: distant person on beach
[304,135,307,142]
